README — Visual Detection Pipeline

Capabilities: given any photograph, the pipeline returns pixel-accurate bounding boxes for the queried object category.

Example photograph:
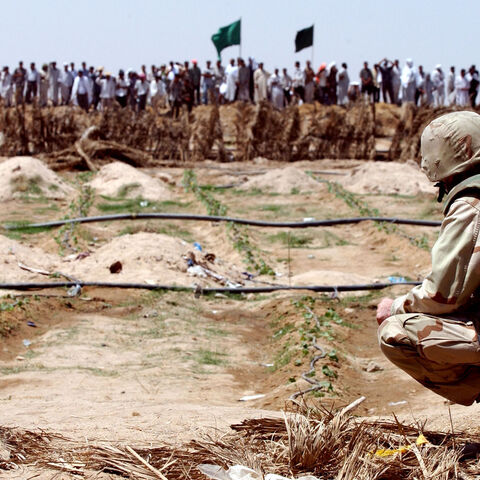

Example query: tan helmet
[420,111,480,182]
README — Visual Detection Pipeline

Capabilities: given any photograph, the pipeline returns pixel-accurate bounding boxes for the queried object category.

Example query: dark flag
[295,25,314,53]
[211,19,241,59]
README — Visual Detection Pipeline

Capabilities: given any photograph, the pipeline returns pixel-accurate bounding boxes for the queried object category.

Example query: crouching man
[377,111,480,406]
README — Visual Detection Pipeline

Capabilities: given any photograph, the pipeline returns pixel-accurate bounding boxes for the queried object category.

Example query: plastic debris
[26,321,37,328]
[303,217,315,222]
[67,284,82,297]
[388,276,407,284]
[187,265,208,278]
[139,200,148,207]
[22,339,31,347]
[198,464,319,480]
[239,394,265,401]
[375,434,429,457]
[363,361,383,373]
[388,400,407,406]
[193,242,203,251]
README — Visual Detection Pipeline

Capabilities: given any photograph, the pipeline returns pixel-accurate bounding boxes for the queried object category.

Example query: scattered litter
[215,293,228,298]
[388,400,408,406]
[188,265,208,278]
[67,284,82,297]
[363,361,383,373]
[375,434,429,457]
[193,242,203,251]
[388,276,407,284]
[204,252,216,263]
[109,261,123,274]
[139,200,148,207]
[26,321,37,328]
[16,356,25,361]
[242,272,254,280]
[303,217,315,222]
[239,394,265,402]
[198,464,319,480]
[22,339,31,347]
[261,363,274,368]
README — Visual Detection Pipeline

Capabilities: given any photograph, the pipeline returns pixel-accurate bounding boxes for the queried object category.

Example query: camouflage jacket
[391,174,480,318]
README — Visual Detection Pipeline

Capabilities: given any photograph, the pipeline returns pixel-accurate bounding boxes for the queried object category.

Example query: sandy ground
[0,158,474,478]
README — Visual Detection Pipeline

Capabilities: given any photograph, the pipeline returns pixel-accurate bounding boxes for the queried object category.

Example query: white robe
[253,68,269,103]
[431,69,445,106]
[268,74,284,109]
[401,64,416,103]
[455,75,470,106]
[225,64,238,102]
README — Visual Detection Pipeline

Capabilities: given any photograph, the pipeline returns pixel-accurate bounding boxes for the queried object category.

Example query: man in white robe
[48,61,60,106]
[96,72,116,110]
[1,67,13,107]
[292,61,305,103]
[225,59,238,102]
[401,58,416,103]
[253,62,269,103]
[59,63,73,105]
[268,68,284,109]
[431,65,445,107]
[337,63,349,105]
[455,69,470,106]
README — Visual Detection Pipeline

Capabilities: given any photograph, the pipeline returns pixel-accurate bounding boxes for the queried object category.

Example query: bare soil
[0,157,475,479]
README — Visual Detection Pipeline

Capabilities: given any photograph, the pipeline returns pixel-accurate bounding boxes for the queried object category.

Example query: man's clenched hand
[376,297,394,325]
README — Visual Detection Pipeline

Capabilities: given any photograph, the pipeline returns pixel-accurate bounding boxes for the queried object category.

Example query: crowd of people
[0,58,478,114]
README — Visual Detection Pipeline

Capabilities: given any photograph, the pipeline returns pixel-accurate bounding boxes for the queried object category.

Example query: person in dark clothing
[89,66,101,111]
[468,65,479,108]
[182,75,194,113]
[378,59,395,103]
[327,63,338,105]
[188,60,201,105]
[359,61,374,99]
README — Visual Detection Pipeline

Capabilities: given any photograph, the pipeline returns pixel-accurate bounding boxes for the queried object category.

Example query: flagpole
[311,24,314,66]
[239,17,242,58]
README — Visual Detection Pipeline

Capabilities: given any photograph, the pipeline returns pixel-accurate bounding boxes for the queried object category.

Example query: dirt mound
[239,166,324,194]
[88,162,173,200]
[0,156,74,201]
[291,270,374,291]
[63,232,243,287]
[338,160,436,195]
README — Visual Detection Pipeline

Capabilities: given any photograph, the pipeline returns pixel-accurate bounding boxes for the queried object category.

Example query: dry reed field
[0,102,479,479]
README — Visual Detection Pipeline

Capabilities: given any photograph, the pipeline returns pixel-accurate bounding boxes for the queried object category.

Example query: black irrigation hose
[0,281,421,293]
[3,213,442,230]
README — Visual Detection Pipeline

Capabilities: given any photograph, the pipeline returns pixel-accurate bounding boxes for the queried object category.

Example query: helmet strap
[434,182,447,203]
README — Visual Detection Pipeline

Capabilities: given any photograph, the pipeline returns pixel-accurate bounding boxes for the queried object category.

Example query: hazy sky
[2,0,479,77]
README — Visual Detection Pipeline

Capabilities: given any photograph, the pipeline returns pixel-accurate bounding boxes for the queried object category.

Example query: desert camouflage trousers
[379,313,480,406]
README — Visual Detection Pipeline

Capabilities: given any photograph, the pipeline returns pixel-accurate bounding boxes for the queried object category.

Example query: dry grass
[2,103,471,169]
[1,400,480,479]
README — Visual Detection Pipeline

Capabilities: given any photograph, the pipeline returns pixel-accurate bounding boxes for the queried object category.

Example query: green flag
[295,25,314,53]
[211,19,241,59]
